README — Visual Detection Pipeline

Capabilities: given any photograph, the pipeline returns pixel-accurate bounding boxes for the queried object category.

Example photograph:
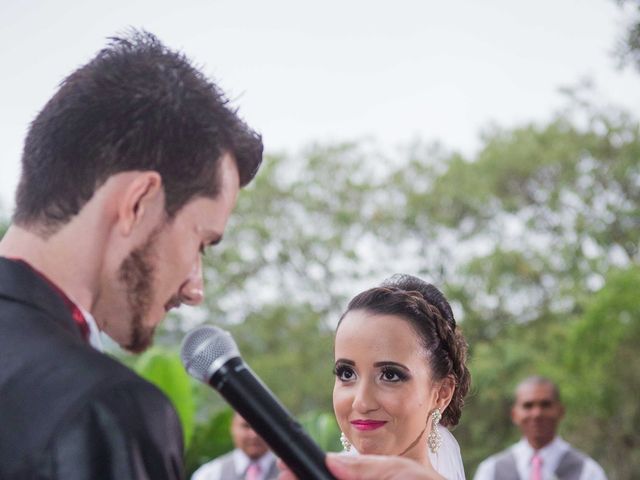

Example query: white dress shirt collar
[76,304,103,351]
[513,436,570,479]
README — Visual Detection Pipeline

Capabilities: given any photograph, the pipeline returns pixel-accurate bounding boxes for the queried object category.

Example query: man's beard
[117,232,158,353]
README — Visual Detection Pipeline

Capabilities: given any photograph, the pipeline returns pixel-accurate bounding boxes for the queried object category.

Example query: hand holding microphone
[181,326,336,480]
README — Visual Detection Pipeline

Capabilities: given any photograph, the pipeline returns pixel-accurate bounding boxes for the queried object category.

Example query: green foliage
[228,303,335,414]
[559,266,640,477]
[299,410,342,452]
[148,98,639,479]
[185,409,234,478]
[613,0,640,70]
[134,347,196,448]
[3,63,637,476]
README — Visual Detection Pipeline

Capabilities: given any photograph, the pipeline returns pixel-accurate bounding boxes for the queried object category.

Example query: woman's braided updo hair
[337,274,470,427]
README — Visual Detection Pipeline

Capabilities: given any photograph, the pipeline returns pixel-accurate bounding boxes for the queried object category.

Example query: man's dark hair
[14,29,262,235]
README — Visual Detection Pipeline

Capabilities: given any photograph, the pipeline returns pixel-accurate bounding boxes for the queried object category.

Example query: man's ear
[116,172,163,236]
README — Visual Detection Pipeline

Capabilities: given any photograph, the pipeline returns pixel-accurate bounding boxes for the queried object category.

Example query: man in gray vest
[192,412,278,480]
[473,376,607,480]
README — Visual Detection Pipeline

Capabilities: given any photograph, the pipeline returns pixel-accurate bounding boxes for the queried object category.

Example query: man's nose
[530,405,545,417]
[179,257,204,305]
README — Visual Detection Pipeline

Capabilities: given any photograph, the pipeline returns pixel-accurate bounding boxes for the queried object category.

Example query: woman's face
[333,309,440,463]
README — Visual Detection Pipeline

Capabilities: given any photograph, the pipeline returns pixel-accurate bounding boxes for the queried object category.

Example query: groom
[0,29,263,480]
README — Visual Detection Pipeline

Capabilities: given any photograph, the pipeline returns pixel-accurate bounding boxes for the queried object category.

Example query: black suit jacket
[0,258,184,479]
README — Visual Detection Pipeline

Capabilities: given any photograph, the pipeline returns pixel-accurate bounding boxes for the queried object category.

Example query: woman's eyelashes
[333,363,411,383]
[334,363,356,382]
[379,365,410,383]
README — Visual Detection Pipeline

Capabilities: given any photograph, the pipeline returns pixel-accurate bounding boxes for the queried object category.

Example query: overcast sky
[1,0,639,212]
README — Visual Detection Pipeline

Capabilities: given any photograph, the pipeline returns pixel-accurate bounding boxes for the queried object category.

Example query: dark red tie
[68,302,90,342]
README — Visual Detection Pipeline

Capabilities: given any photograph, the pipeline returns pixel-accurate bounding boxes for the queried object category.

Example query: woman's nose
[352,380,379,413]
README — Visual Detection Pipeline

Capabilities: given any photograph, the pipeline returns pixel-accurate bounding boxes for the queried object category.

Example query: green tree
[560,266,640,478]
[614,0,640,70]
[413,103,639,478]
[147,98,638,478]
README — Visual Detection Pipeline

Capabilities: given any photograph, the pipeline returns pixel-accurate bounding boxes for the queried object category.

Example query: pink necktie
[531,453,543,480]
[246,462,261,480]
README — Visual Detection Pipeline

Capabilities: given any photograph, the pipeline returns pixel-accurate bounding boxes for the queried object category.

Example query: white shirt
[191,449,276,480]
[64,291,103,351]
[79,305,104,351]
[473,437,607,480]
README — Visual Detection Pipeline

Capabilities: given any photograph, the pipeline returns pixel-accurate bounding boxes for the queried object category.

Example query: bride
[280,274,469,480]
[331,274,469,479]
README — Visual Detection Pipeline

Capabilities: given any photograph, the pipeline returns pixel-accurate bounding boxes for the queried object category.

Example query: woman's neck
[398,425,430,467]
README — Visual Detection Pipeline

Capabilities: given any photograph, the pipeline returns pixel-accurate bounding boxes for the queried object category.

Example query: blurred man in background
[473,376,607,480]
[192,412,278,480]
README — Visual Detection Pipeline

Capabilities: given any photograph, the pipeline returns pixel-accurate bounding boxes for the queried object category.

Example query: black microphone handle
[210,357,336,480]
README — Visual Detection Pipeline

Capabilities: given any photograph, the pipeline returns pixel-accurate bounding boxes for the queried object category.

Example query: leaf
[134,347,196,448]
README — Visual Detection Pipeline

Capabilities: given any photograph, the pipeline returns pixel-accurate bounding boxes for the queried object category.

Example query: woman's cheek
[333,388,351,429]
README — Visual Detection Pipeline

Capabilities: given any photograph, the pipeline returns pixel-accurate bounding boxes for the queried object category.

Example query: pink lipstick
[350,419,387,431]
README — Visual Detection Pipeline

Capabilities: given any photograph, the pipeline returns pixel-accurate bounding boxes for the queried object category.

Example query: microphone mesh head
[180,325,240,382]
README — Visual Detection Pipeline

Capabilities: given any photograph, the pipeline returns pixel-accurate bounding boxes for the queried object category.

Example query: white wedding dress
[427,427,465,480]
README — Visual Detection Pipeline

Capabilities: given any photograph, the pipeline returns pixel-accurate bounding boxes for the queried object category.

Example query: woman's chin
[354,439,389,456]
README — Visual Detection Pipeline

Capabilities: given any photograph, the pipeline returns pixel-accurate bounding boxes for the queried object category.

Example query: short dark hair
[338,274,470,427]
[14,29,262,235]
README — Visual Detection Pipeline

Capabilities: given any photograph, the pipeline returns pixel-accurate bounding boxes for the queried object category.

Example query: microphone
[181,325,336,480]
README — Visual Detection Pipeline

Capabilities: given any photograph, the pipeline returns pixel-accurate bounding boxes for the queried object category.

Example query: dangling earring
[427,408,442,454]
[340,432,352,452]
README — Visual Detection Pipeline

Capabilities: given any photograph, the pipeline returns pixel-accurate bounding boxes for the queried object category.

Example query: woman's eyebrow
[335,358,355,366]
[373,361,409,370]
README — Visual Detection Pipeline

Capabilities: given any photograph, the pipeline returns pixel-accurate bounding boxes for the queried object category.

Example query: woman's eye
[334,365,356,382]
[383,370,399,381]
[380,367,407,382]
